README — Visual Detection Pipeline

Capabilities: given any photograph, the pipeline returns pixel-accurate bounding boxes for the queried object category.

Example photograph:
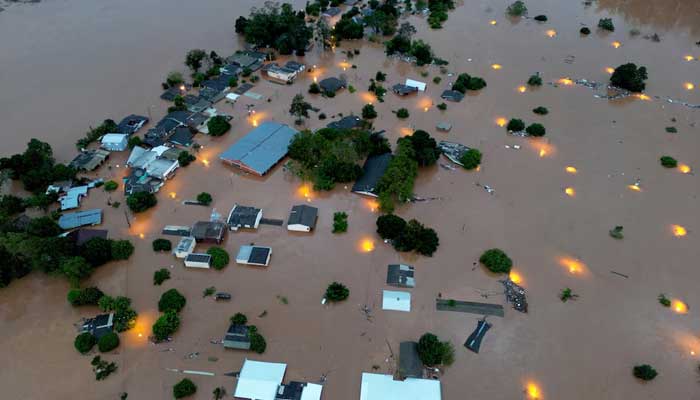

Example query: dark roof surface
[191,221,226,242]
[224,324,251,343]
[440,90,465,102]
[249,247,271,265]
[116,114,149,134]
[288,205,318,228]
[326,115,362,130]
[69,229,108,246]
[399,341,423,378]
[387,264,415,288]
[464,319,492,353]
[392,84,418,95]
[228,205,261,228]
[351,153,393,196]
[168,126,194,147]
[319,77,346,93]
[185,253,212,263]
[277,382,305,400]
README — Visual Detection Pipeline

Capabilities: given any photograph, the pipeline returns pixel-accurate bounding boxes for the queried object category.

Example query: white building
[405,79,427,92]
[184,253,211,268]
[382,290,411,312]
[236,245,272,267]
[173,236,196,258]
[360,373,441,400]
[234,359,323,400]
[100,133,129,151]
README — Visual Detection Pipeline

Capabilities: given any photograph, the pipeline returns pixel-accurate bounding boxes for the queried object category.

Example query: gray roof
[116,115,149,134]
[58,209,102,230]
[351,153,393,196]
[68,228,108,246]
[191,221,226,243]
[70,150,110,171]
[219,122,297,176]
[185,253,212,263]
[440,90,464,102]
[227,204,261,228]
[387,264,415,288]
[81,313,114,339]
[168,126,194,147]
[288,205,318,229]
[392,84,418,96]
[399,342,423,378]
[326,115,362,130]
[223,324,251,349]
[319,77,346,93]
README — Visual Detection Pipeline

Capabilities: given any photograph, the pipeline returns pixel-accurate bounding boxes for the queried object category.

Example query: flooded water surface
[1,0,699,399]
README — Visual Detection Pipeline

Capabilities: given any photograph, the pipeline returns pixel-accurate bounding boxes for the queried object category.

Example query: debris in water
[476,183,495,195]
[500,278,528,313]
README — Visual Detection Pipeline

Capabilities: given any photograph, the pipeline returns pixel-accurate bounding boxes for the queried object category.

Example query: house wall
[184,260,211,268]
[287,224,311,232]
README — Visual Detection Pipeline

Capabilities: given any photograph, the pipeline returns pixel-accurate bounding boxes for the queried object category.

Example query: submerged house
[233,359,323,400]
[66,228,108,246]
[126,146,179,181]
[352,153,393,197]
[219,122,297,176]
[236,245,272,267]
[116,114,149,135]
[326,115,362,130]
[360,373,441,400]
[81,313,114,339]
[386,264,415,288]
[287,205,318,232]
[173,236,196,258]
[123,168,163,195]
[70,149,110,171]
[392,84,419,96]
[319,77,346,94]
[167,126,194,147]
[437,141,471,166]
[226,51,266,71]
[398,341,423,379]
[405,79,427,92]
[184,253,212,268]
[262,63,299,83]
[100,133,129,151]
[440,90,464,102]
[227,204,263,231]
[191,221,227,244]
[223,324,251,350]
[58,209,102,230]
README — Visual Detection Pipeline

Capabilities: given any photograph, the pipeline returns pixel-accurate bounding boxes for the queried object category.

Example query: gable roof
[58,209,102,230]
[223,324,251,349]
[288,205,318,229]
[70,149,110,171]
[219,122,297,176]
[360,373,441,400]
[392,84,418,96]
[352,153,392,197]
[67,228,108,246]
[440,90,464,102]
[326,115,362,130]
[234,359,287,400]
[117,114,149,134]
[168,126,194,147]
[319,77,346,93]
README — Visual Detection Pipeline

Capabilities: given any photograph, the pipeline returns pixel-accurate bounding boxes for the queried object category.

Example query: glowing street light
[565,166,577,174]
[496,117,507,127]
[627,184,641,192]
[546,29,557,38]
[684,55,695,62]
[671,224,687,237]
[360,239,375,253]
[558,78,574,86]
[509,270,523,284]
[611,41,621,48]
[684,82,695,90]
[605,67,615,74]
[517,85,527,93]
[564,187,575,197]
[678,164,692,174]
[491,64,502,70]
[672,300,688,314]
[489,20,497,25]
[526,382,542,399]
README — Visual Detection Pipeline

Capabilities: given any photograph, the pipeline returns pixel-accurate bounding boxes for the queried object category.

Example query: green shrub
[660,156,677,168]
[207,247,229,270]
[459,149,482,170]
[91,356,117,380]
[75,332,97,354]
[178,151,196,167]
[658,294,671,307]
[665,126,677,133]
[527,74,543,86]
[533,15,547,22]
[127,192,157,213]
[633,364,658,381]
[241,67,252,77]
[526,123,546,137]
[377,214,407,240]
[230,313,247,325]
[533,106,549,115]
[153,268,170,285]
[598,18,615,32]
[580,27,591,35]
[375,71,387,81]
[348,85,357,93]
[506,1,527,16]
[362,104,377,119]
[128,136,142,149]
[479,248,513,273]
[506,119,525,132]
[196,192,212,205]
[152,238,172,252]
[104,181,119,192]
[325,282,350,302]
[332,212,348,233]
[158,288,186,313]
[207,116,231,136]
[452,73,487,93]
[433,76,442,84]
[396,108,410,119]
[560,288,575,302]
[111,240,134,260]
[173,378,197,399]
[417,333,454,366]
[152,310,180,341]
[228,77,238,87]
[249,327,267,354]
[98,332,120,352]
[609,226,624,239]
[308,82,321,94]
[68,287,105,306]
[437,102,447,110]
[610,63,648,92]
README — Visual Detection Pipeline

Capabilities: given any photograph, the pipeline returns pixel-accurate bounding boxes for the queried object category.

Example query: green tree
[479,248,513,273]
[111,240,134,260]
[610,63,648,92]
[598,18,615,32]
[196,192,213,205]
[153,268,171,285]
[75,332,97,354]
[185,49,207,72]
[396,108,409,119]
[152,239,172,252]
[27,216,62,237]
[506,118,525,132]
[633,365,658,381]
[334,18,364,40]
[290,94,312,124]
[526,123,546,137]
[207,247,230,270]
[104,180,119,192]
[459,149,482,170]
[660,156,677,168]
[166,71,184,87]
[506,1,527,16]
[230,313,248,325]
[60,257,94,287]
[376,214,407,240]
[235,16,249,34]
[68,287,105,306]
[152,310,180,341]
[98,332,120,352]
[401,130,440,166]
[128,136,142,149]
[242,3,312,53]
[213,387,227,400]
[452,73,486,93]
[0,194,26,216]
[178,151,196,167]
[207,116,231,136]
[362,104,378,119]
[158,289,187,313]
[533,106,549,115]
[173,378,197,399]
[325,281,350,302]
[80,237,113,267]
[308,82,321,94]
[249,326,267,353]
[410,40,433,66]
[527,74,543,86]
[417,333,454,366]
[332,212,348,233]
[127,192,157,213]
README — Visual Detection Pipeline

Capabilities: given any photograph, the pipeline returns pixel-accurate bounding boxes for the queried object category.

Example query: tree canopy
[158,289,187,313]
[610,63,648,92]
[0,139,76,193]
[207,116,231,136]
[238,3,312,54]
[325,281,350,302]
[127,192,157,213]
[479,248,513,273]
[417,333,454,366]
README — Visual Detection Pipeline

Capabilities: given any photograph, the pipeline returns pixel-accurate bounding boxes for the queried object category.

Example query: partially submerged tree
[598,18,615,32]
[633,364,658,381]
[196,192,213,205]
[460,149,482,170]
[152,310,180,341]
[506,1,527,16]
[207,116,231,136]
[417,333,455,366]
[610,63,648,92]
[506,118,525,132]
[526,123,546,137]
[332,212,348,233]
[452,73,486,93]
[660,156,677,168]
[98,332,120,352]
[230,313,248,325]
[158,289,186,313]
[127,191,157,213]
[533,106,549,115]
[173,378,197,399]
[185,49,207,72]
[152,238,172,252]
[207,247,230,270]
[362,104,378,119]
[153,268,170,286]
[479,248,513,273]
[527,74,543,86]
[290,94,313,124]
[75,332,97,354]
[325,282,350,302]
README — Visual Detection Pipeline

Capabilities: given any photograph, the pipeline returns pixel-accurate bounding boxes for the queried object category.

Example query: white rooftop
[382,290,411,312]
[360,373,441,400]
[101,133,128,143]
[405,79,427,92]
[234,359,287,400]
[300,383,323,400]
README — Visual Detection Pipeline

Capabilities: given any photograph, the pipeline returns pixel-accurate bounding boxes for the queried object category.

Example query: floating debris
[500,278,528,313]
[476,183,495,195]
[439,163,456,171]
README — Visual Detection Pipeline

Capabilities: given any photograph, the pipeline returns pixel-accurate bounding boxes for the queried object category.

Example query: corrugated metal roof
[360,373,441,400]
[234,359,287,400]
[219,122,297,175]
[58,209,102,230]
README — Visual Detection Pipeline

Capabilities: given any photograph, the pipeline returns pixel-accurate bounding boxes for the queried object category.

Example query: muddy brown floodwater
[1,0,700,399]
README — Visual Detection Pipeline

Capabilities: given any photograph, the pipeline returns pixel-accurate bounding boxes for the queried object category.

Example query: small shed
[81,313,114,339]
[162,225,192,236]
[405,79,427,92]
[398,341,423,379]
[382,290,411,312]
[464,318,492,354]
[223,324,251,350]
[436,122,452,132]
[184,253,212,268]
[440,90,464,102]
[387,264,415,288]
[287,204,318,232]
[100,133,129,151]
[236,245,272,266]
[174,236,196,258]
[191,221,226,244]
[227,204,263,231]
[392,84,418,96]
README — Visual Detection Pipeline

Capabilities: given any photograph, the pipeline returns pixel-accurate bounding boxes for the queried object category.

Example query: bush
[158,289,186,313]
[396,108,410,119]
[533,106,549,115]
[228,76,238,88]
[104,180,118,192]
[207,116,231,136]
[437,103,447,111]
[196,192,212,205]
[433,76,442,84]
[241,67,252,77]
[459,149,482,170]
[377,214,408,240]
[325,282,350,302]
[91,355,117,380]
[127,191,157,213]
[80,237,113,267]
[610,63,648,92]
[128,136,142,149]
[375,71,387,82]
[401,130,441,166]
[452,73,487,93]
[658,294,671,307]
[526,123,546,137]
[173,378,197,399]
[580,27,591,35]
[527,74,543,86]
[152,310,180,341]
[362,104,377,119]
[506,1,527,16]
[598,18,615,32]
[230,313,247,325]
[308,82,321,94]
[207,247,229,270]
[153,268,170,285]
[111,240,134,260]
[633,364,658,381]
[332,212,348,233]
[506,118,525,132]
[152,239,172,252]
[75,332,97,354]
[660,156,677,168]
[417,333,454,366]
[98,332,120,352]
[68,287,104,306]
[249,326,267,353]
[178,151,196,167]
[392,219,440,256]
[534,14,547,22]
[480,248,513,273]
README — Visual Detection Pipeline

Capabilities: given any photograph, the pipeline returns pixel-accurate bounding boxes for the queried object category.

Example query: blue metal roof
[58,209,102,230]
[219,122,297,175]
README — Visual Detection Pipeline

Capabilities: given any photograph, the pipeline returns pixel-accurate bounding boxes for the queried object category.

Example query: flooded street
[1,0,699,399]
